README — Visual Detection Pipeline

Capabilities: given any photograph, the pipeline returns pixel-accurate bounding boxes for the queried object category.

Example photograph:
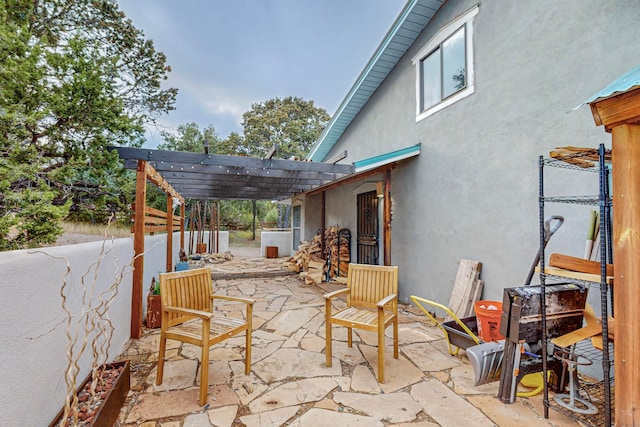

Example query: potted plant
[146,277,162,329]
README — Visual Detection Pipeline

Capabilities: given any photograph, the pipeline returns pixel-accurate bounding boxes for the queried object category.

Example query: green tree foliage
[219,131,249,156]
[242,96,330,159]
[156,123,270,230]
[158,122,221,153]
[0,0,177,249]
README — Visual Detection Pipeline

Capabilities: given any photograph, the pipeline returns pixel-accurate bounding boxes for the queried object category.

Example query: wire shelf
[548,340,615,427]
[542,195,612,206]
[542,148,612,171]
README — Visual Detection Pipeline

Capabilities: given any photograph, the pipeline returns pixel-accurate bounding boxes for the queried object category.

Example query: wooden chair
[156,268,254,405]
[324,263,399,382]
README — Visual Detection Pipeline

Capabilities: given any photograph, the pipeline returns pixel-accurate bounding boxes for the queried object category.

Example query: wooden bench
[324,263,399,382]
[156,268,254,405]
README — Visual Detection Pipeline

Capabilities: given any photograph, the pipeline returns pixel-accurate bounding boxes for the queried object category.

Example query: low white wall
[0,232,181,426]
[260,231,292,257]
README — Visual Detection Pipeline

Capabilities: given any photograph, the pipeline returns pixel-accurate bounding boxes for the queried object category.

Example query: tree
[0,0,177,249]
[242,96,330,159]
[219,131,249,156]
[240,96,329,227]
[158,123,221,153]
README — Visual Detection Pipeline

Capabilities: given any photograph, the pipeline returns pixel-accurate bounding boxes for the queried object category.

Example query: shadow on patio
[116,257,579,427]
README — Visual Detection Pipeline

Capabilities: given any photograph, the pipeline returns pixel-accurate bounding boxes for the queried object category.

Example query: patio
[115,255,580,427]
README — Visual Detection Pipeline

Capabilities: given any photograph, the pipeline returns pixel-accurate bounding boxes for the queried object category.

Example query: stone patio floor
[116,255,582,427]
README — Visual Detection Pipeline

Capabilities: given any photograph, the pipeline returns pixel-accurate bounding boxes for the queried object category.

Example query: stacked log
[287,233,322,272]
[286,226,351,285]
[324,226,350,279]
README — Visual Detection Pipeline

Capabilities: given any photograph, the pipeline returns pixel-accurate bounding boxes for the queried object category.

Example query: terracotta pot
[196,243,207,253]
[146,294,162,329]
[49,360,130,427]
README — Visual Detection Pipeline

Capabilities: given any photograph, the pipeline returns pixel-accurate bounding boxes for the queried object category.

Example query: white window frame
[412,4,479,122]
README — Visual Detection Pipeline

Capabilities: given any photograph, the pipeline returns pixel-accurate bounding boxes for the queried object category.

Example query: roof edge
[307,0,431,162]
[353,143,421,173]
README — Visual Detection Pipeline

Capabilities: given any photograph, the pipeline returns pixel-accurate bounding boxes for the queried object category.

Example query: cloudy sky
[116,0,407,148]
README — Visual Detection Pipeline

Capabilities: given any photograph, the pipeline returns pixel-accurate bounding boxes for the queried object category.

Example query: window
[413,5,479,121]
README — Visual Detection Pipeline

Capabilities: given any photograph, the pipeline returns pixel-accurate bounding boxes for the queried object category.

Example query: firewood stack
[286,226,351,285]
[324,226,350,280]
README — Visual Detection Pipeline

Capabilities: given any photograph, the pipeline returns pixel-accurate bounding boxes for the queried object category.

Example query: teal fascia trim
[353,143,421,173]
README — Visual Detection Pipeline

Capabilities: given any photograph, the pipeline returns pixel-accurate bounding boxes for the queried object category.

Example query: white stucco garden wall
[260,231,292,257]
[0,232,181,425]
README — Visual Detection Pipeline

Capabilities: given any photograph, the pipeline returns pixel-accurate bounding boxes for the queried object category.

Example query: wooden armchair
[156,268,254,405]
[324,263,399,382]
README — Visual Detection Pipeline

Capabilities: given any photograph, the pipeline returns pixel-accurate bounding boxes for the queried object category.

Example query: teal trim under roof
[307,0,444,162]
[581,64,640,106]
[354,143,421,172]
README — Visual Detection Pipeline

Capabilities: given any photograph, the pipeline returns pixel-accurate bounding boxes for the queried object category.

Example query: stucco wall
[0,233,181,425]
[261,231,292,257]
[301,193,323,242]
[318,0,636,306]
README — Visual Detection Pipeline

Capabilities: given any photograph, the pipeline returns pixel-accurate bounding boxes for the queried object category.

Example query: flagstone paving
[116,255,581,426]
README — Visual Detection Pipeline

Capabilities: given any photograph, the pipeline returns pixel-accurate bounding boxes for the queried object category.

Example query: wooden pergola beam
[144,161,184,203]
[306,163,397,196]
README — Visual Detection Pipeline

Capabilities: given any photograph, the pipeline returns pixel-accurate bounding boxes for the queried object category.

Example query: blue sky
[117,0,407,148]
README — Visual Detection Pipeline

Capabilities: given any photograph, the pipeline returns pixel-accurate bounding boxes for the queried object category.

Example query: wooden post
[320,191,326,258]
[383,169,392,266]
[590,86,640,426]
[180,203,185,253]
[252,200,257,240]
[611,124,640,426]
[132,160,146,339]
[166,194,173,273]
[216,202,220,253]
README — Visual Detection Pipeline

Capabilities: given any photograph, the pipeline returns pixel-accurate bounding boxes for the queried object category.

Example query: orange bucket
[474,300,505,342]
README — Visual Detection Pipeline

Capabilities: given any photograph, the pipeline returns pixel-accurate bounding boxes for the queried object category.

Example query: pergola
[112,146,354,201]
[109,146,355,338]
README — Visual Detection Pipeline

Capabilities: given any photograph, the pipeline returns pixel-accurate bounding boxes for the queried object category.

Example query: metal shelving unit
[538,144,614,427]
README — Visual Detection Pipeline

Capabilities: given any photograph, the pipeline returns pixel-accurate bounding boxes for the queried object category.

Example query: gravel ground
[53,233,264,260]
[228,245,261,258]
[54,233,117,246]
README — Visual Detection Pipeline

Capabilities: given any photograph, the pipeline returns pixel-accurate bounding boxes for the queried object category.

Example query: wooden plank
[447,260,482,320]
[589,229,601,261]
[537,266,614,284]
[549,253,613,276]
[463,279,484,318]
[551,323,603,348]
[308,260,326,271]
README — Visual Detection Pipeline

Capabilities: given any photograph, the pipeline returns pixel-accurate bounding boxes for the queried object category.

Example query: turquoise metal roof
[353,143,421,172]
[582,64,640,105]
[307,0,444,162]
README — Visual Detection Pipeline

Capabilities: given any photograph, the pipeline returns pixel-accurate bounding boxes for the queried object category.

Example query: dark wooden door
[357,190,379,264]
